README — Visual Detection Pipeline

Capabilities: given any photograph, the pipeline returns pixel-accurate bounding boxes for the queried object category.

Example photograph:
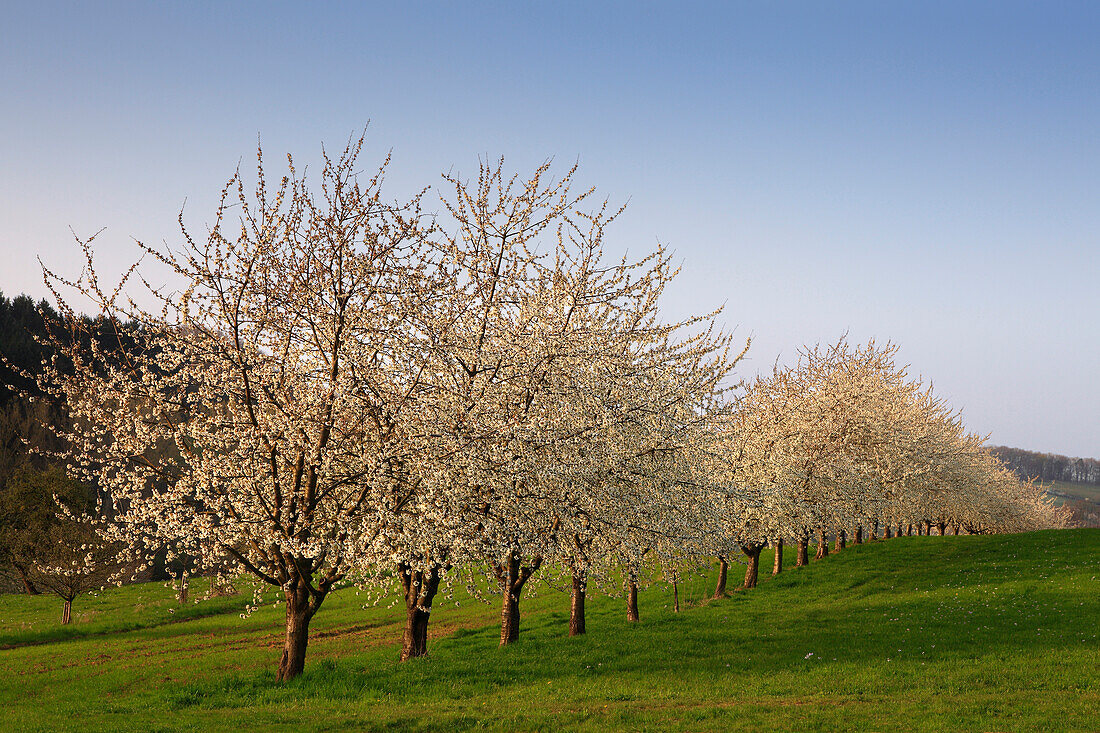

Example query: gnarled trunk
[937,521,946,536]
[906,523,913,536]
[952,524,960,536]
[714,557,729,597]
[772,538,783,575]
[497,551,541,646]
[852,525,863,545]
[834,530,846,551]
[814,529,829,560]
[500,591,520,644]
[741,544,762,589]
[870,520,879,541]
[885,524,894,539]
[796,536,809,567]
[569,572,586,636]
[402,602,431,660]
[277,588,317,682]
[400,562,442,661]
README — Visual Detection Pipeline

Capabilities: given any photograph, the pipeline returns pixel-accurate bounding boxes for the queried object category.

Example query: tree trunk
[61,598,72,625]
[714,556,728,597]
[906,523,913,536]
[937,521,946,536]
[672,580,680,612]
[814,530,829,559]
[885,524,894,539]
[400,562,441,661]
[952,524,960,536]
[277,587,316,682]
[796,536,809,567]
[402,601,431,660]
[626,575,640,623]
[500,590,520,644]
[852,525,863,545]
[15,563,40,595]
[870,520,879,541]
[569,572,586,636]
[497,551,541,646]
[772,538,784,575]
[741,544,762,589]
[834,530,846,551]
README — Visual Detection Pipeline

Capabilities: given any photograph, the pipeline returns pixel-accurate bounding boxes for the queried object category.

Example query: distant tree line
[989,446,1100,486]
[0,293,68,502]
[0,292,169,608]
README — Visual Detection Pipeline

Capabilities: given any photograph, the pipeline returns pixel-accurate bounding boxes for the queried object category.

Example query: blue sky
[2,1,1098,456]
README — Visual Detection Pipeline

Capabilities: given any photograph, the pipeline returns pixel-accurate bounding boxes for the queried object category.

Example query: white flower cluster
[701,339,1070,561]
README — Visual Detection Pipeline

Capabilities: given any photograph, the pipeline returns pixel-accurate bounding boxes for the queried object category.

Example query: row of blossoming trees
[28,138,1067,680]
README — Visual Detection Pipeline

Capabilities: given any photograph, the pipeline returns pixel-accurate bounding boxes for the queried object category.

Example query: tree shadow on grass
[164,529,1100,728]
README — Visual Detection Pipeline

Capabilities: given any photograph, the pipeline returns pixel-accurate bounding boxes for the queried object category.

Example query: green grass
[2,530,1098,732]
[0,576,253,647]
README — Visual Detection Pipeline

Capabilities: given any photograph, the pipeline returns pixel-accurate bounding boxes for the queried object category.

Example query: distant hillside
[990,446,1100,528]
[990,445,1100,486]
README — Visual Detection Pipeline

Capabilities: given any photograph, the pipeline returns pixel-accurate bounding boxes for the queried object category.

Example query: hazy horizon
[2,2,1097,457]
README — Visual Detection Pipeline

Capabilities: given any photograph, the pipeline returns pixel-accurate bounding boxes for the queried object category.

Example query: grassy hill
[1044,479,1100,504]
[1043,481,1100,527]
[1,529,1097,732]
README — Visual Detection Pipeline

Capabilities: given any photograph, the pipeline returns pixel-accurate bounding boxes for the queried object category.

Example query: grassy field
[1044,479,1100,504]
[2,529,1098,732]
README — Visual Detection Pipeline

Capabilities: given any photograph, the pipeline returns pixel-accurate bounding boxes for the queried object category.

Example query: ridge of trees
[989,445,1100,486]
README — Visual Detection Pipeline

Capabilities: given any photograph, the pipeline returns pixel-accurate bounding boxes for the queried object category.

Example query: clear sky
[2,1,1097,457]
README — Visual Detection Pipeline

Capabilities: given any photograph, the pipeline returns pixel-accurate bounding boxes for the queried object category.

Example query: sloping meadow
[2,529,1097,732]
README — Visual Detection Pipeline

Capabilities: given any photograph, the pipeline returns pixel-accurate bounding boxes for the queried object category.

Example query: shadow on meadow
[165,529,1099,720]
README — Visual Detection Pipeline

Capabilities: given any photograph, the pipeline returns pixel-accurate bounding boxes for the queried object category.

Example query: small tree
[0,467,125,623]
[33,519,125,625]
